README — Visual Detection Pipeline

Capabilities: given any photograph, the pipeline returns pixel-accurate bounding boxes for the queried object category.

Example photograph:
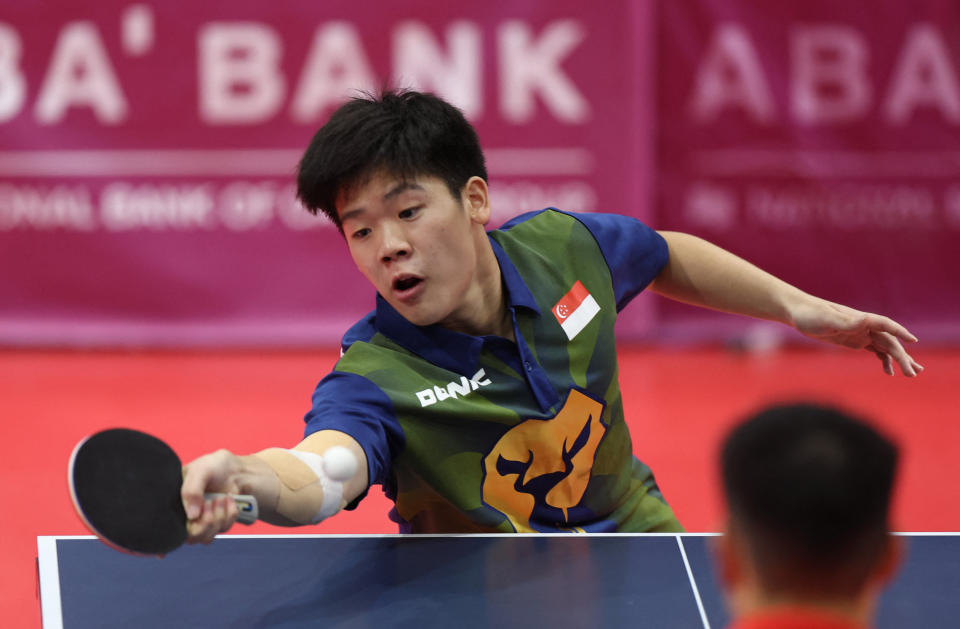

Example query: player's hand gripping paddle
[68,428,258,556]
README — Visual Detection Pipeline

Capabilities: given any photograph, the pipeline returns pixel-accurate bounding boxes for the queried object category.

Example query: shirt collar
[488,236,540,315]
[374,234,540,376]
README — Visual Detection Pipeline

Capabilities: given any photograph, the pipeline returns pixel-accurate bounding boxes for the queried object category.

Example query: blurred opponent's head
[719,402,900,605]
[296,89,487,233]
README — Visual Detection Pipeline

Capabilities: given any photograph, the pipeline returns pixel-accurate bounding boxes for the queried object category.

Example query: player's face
[337,171,493,330]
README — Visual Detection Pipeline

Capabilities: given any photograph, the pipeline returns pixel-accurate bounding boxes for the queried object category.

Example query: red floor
[3,346,957,628]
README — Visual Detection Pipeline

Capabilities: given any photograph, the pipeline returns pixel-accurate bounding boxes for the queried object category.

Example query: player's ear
[712,520,744,587]
[869,533,904,588]
[462,176,490,226]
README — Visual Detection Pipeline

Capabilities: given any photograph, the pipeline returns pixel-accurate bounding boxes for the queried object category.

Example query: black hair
[721,402,899,596]
[296,89,487,232]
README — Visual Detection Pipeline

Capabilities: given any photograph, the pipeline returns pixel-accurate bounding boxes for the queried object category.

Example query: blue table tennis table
[37,533,960,628]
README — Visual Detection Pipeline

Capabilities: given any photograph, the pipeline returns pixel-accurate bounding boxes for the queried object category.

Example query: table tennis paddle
[68,428,258,556]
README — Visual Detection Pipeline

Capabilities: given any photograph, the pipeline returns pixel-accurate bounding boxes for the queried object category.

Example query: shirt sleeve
[561,210,669,312]
[303,370,404,490]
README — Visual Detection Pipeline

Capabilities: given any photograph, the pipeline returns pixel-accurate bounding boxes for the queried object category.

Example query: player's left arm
[648,231,923,377]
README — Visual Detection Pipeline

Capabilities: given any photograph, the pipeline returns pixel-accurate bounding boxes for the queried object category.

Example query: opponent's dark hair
[296,89,487,232]
[721,402,899,596]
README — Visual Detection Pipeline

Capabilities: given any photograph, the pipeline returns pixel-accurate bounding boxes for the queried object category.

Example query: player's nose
[378,223,411,263]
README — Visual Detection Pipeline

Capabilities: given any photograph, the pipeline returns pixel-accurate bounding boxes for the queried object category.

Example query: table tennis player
[714,402,902,629]
[181,89,922,543]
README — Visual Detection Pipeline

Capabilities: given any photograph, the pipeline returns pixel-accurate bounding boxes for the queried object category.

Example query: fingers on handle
[181,465,208,521]
[186,495,238,545]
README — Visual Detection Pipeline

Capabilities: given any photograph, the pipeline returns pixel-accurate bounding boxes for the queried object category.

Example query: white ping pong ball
[322,446,358,482]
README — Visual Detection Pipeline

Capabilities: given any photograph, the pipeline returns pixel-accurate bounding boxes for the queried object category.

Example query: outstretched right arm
[181,430,368,545]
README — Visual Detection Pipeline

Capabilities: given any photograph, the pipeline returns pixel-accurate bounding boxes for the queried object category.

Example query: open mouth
[393,276,423,292]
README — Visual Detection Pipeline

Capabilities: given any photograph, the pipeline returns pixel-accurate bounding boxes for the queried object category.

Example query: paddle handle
[203,493,259,524]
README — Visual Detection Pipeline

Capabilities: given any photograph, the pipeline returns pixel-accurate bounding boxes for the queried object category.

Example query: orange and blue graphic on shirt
[482,389,607,532]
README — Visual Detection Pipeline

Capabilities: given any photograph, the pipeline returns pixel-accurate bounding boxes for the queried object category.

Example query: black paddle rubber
[70,428,187,555]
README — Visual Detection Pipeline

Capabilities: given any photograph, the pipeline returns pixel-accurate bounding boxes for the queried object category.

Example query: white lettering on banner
[792,26,871,124]
[691,22,960,126]
[488,180,597,221]
[0,178,601,232]
[0,24,27,122]
[121,5,154,57]
[199,23,286,123]
[100,183,215,231]
[34,22,127,124]
[683,182,737,231]
[218,181,276,230]
[277,183,329,231]
[884,24,960,124]
[690,24,776,124]
[393,21,482,119]
[499,20,589,123]
[0,180,331,232]
[746,185,935,229]
[0,184,95,231]
[0,18,591,126]
[416,369,493,408]
[290,22,377,123]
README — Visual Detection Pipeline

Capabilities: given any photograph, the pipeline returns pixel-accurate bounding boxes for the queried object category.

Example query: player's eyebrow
[339,206,366,225]
[383,181,425,200]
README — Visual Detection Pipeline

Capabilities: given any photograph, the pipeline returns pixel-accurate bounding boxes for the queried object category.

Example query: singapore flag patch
[553,280,601,340]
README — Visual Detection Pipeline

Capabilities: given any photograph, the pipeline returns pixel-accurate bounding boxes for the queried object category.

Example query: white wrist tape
[254,446,359,525]
[287,450,344,523]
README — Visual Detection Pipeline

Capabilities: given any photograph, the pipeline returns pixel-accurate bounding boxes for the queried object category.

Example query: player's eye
[398,206,422,219]
[351,227,371,240]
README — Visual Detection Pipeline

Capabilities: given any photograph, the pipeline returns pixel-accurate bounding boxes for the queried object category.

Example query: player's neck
[734,586,873,627]
[438,234,514,342]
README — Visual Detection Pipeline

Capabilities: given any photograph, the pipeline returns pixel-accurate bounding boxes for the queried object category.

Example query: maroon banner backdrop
[0,0,654,345]
[2,0,957,347]
[655,1,960,343]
